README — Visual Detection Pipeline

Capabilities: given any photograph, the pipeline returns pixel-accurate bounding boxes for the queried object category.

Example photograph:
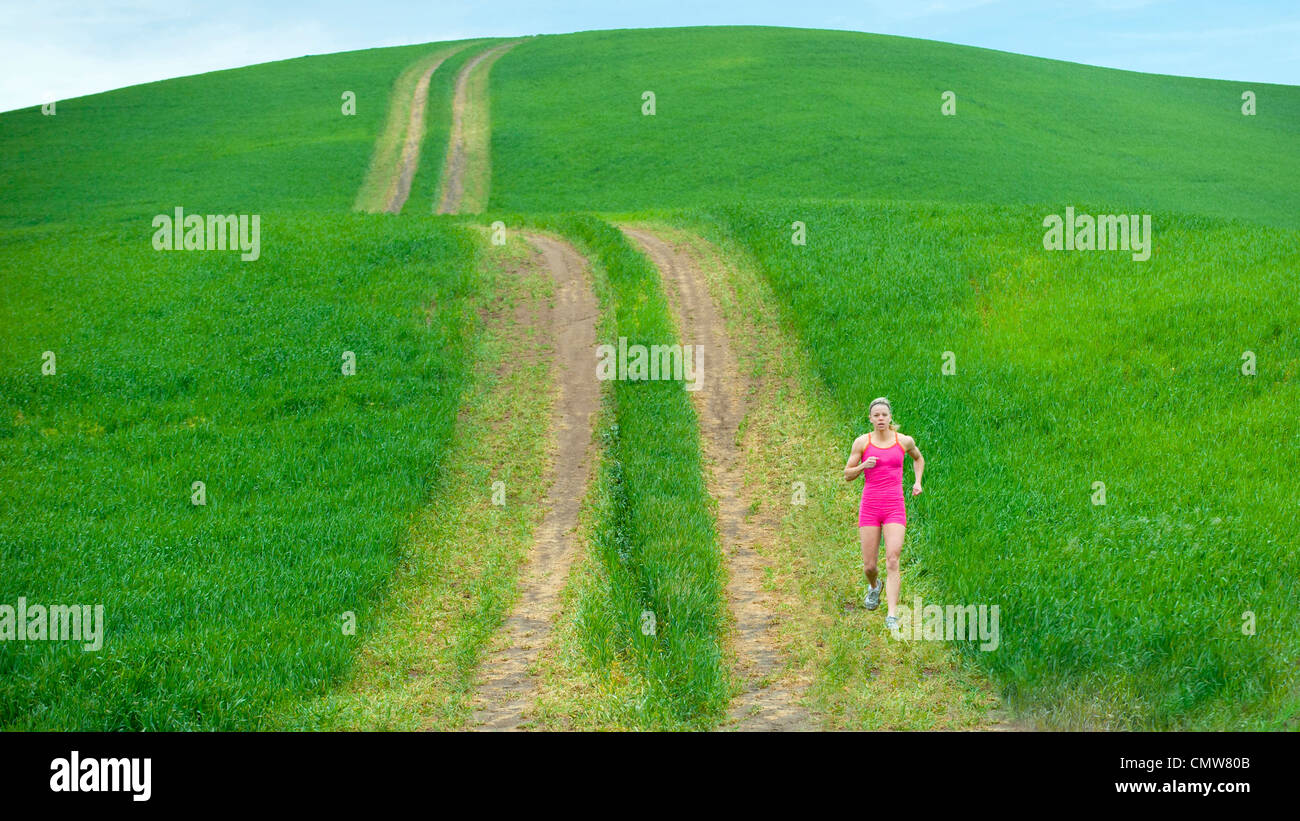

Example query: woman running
[843,397,924,633]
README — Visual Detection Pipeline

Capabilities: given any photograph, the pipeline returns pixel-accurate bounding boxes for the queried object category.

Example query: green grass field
[1,24,1295,730]
[490,27,1300,229]
[485,26,1299,728]
[0,216,487,729]
[0,41,499,728]
[0,41,473,226]
[678,200,1299,728]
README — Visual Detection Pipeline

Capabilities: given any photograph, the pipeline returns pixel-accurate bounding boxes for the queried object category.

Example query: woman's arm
[844,436,875,481]
[904,435,924,495]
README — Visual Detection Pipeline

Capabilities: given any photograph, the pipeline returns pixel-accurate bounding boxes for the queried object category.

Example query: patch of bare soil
[621,227,814,731]
[434,42,520,215]
[469,234,599,730]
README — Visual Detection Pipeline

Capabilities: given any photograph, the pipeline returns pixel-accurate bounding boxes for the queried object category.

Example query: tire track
[470,233,599,730]
[435,41,521,215]
[621,226,813,731]
[381,50,460,214]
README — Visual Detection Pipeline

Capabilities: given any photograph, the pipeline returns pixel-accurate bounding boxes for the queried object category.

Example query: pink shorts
[859,497,906,528]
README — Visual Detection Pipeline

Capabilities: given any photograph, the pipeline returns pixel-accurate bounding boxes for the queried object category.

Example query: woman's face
[870,404,891,430]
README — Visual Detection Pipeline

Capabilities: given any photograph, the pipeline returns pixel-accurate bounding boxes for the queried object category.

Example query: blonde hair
[868,397,900,432]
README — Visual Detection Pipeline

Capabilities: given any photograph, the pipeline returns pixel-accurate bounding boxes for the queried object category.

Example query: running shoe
[864,581,882,611]
[884,615,900,635]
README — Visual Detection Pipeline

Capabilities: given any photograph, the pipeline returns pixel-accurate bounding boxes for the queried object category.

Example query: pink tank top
[862,433,905,502]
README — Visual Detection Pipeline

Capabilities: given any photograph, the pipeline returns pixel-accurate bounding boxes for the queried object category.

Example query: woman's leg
[859,526,881,589]
[882,523,906,617]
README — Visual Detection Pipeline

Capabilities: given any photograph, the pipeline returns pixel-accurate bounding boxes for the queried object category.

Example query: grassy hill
[490,26,1300,228]
[0,41,499,728]
[0,41,484,225]
[0,25,1295,730]
[678,200,1299,728]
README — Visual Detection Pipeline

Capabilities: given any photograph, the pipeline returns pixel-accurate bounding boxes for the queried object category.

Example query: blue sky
[2,0,1297,112]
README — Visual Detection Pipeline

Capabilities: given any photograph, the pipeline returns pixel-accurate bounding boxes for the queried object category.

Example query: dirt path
[435,41,521,215]
[382,52,457,214]
[469,233,600,730]
[643,226,1026,732]
[621,227,813,731]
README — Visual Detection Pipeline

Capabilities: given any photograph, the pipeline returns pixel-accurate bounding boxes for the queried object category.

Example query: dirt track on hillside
[382,53,454,214]
[435,41,521,215]
[469,233,599,730]
[621,227,814,731]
